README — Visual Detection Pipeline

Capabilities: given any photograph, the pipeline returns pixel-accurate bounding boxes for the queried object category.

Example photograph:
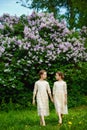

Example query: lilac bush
[0,12,87,89]
[79,26,87,48]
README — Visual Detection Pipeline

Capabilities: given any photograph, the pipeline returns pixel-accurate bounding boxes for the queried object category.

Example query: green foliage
[17,0,87,29]
[0,86,33,111]
[0,106,87,130]
[0,13,87,110]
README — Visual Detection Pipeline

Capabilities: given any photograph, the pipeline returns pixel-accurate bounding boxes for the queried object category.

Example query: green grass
[0,105,87,130]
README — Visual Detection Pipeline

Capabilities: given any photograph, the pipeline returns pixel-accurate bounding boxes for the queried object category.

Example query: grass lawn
[0,105,87,130]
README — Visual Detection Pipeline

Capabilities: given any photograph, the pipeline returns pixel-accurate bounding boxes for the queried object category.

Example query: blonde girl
[53,71,68,124]
[32,70,53,126]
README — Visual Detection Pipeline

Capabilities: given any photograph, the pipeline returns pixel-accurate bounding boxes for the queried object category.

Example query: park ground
[0,105,87,130]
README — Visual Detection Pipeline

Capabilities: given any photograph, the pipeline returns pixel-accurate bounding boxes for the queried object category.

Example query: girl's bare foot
[42,122,46,126]
[59,119,62,125]
[40,121,42,125]
[43,124,46,126]
[40,120,46,126]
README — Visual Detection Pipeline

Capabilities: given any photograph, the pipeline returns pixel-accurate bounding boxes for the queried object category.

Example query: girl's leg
[57,112,62,124]
[40,115,46,126]
[61,114,63,118]
[40,117,42,125]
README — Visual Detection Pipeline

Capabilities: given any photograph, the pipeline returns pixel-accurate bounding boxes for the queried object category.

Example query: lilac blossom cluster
[0,13,19,25]
[79,26,87,45]
[80,26,87,36]
[23,12,87,63]
[0,13,19,32]
[0,12,87,69]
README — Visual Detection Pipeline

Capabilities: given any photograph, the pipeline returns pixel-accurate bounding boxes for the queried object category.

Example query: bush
[0,12,87,110]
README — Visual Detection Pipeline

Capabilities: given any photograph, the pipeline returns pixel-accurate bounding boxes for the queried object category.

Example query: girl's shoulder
[54,81,58,85]
[36,80,48,84]
[61,80,66,84]
[62,81,67,86]
[63,80,66,84]
[54,80,66,84]
[44,80,49,84]
[35,80,40,84]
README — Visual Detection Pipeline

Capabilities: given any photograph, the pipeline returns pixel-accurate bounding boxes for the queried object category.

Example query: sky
[0,0,66,16]
[0,0,33,16]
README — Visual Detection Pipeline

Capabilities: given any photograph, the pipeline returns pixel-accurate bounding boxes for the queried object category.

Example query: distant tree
[65,0,87,29]
[16,0,64,18]
[17,0,87,29]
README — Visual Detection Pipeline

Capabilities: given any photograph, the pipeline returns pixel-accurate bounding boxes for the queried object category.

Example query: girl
[32,70,53,126]
[53,71,68,124]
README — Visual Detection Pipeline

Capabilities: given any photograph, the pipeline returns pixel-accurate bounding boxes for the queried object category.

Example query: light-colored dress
[33,80,51,116]
[53,80,68,114]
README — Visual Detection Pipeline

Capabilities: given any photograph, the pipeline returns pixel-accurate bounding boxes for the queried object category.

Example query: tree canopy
[17,0,87,29]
